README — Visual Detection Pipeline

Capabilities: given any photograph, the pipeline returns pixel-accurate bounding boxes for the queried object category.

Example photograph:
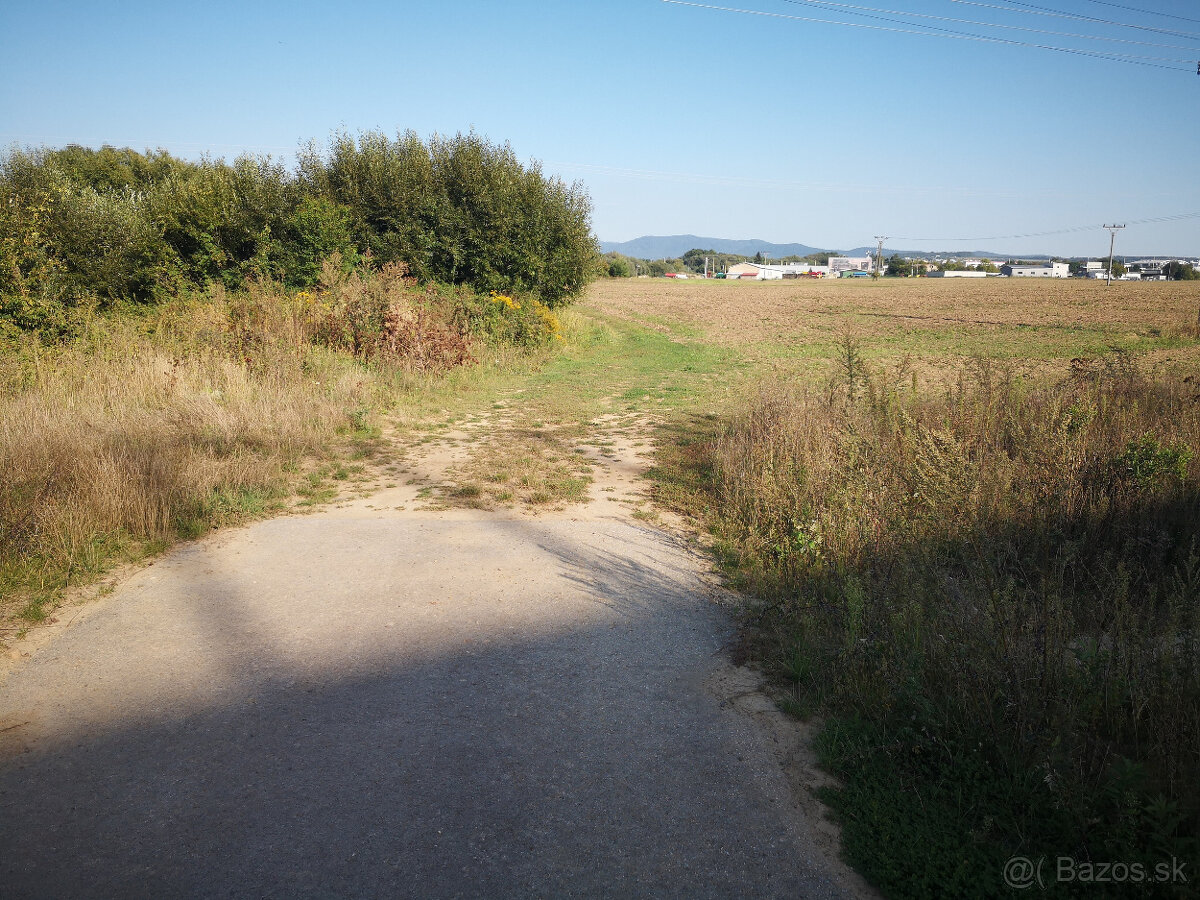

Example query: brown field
[587,276,1200,383]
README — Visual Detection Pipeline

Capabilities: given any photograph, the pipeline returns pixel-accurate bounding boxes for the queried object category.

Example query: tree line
[1,133,598,338]
[602,248,832,278]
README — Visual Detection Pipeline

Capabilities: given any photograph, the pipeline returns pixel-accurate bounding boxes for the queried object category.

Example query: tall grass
[0,261,559,628]
[708,344,1199,895]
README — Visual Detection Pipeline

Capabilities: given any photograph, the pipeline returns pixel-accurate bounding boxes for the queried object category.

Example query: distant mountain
[845,246,1019,260]
[599,235,825,259]
[600,235,1033,261]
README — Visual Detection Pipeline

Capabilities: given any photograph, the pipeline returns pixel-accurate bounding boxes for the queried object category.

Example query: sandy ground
[0,410,875,899]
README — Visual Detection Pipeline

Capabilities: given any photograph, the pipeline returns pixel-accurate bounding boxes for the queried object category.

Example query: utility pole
[874,236,888,278]
[1104,224,1125,286]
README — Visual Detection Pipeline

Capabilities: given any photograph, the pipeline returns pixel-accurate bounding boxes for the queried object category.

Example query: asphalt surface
[0,508,848,898]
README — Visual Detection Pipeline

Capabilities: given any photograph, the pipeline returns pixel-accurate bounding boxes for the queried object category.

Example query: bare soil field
[587,277,1200,382]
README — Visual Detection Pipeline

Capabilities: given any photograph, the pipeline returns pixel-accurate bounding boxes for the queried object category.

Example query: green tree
[272,197,360,287]
[1164,261,1198,281]
[608,257,632,278]
[303,130,597,305]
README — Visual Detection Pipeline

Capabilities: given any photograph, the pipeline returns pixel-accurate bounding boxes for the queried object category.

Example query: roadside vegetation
[0,262,566,631]
[1,133,596,343]
[598,278,1200,897]
[0,133,595,636]
[705,349,1198,896]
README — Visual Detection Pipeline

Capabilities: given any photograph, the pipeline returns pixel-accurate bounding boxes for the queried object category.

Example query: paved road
[0,497,850,898]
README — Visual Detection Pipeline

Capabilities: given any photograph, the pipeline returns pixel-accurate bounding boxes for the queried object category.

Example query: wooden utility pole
[1104,224,1125,286]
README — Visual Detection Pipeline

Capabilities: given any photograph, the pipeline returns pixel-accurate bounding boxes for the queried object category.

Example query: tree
[1111,260,1127,278]
[303,130,597,305]
[1164,261,1198,281]
[608,257,632,278]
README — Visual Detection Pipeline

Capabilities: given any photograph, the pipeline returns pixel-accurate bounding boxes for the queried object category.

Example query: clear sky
[2,0,1198,257]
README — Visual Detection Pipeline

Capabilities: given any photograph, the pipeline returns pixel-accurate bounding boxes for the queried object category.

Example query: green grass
[437,309,739,508]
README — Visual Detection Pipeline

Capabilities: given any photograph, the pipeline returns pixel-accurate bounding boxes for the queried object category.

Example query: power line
[947,0,1200,41]
[891,212,1200,244]
[1078,0,1200,26]
[661,1,1194,69]
[778,0,1200,51]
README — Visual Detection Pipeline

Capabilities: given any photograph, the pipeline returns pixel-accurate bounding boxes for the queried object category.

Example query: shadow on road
[0,515,837,898]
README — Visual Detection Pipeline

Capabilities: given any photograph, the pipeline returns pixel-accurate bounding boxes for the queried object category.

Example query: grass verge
[649,343,1200,896]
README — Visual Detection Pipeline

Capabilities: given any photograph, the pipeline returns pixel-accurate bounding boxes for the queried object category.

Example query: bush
[1,134,598,335]
[150,156,298,289]
[302,130,597,305]
[272,197,359,287]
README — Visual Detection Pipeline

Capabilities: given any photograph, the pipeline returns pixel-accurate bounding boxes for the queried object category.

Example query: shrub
[303,130,597,305]
[1,134,598,330]
[272,197,359,287]
[150,155,298,289]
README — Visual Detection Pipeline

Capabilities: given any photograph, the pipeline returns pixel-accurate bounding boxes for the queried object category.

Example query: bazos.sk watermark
[1003,855,1188,890]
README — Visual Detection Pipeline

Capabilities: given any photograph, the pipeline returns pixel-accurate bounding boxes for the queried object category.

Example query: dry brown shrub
[382,301,473,372]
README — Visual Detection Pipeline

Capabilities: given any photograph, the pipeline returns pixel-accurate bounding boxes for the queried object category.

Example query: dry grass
[0,264,560,634]
[0,323,390,631]
[666,341,1200,894]
[447,422,593,509]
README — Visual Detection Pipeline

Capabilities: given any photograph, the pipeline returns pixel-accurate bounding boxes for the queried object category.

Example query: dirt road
[0,412,866,898]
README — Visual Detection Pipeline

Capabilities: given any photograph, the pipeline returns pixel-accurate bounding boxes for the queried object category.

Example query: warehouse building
[1000,262,1070,278]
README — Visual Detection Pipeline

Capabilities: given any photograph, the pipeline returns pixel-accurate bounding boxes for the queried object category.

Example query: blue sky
[2,0,1198,257]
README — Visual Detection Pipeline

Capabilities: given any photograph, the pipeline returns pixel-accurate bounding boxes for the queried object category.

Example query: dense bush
[706,346,1200,895]
[1,133,598,338]
[301,131,595,304]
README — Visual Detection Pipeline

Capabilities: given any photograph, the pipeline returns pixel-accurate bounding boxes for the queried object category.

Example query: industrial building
[1000,262,1070,278]
[724,263,830,280]
[828,256,874,275]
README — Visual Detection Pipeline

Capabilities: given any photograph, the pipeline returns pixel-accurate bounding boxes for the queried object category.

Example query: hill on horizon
[600,235,1032,261]
[599,235,825,260]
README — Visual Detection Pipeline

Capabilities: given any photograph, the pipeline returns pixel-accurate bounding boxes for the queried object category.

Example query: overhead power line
[1079,0,1200,26]
[948,0,1200,41]
[778,0,1200,51]
[660,0,1195,70]
[890,212,1200,244]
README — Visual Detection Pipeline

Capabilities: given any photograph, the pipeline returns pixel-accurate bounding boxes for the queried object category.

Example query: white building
[1000,262,1070,278]
[725,263,829,280]
[828,256,874,275]
[726,262,783,280]
[927,270,987,278]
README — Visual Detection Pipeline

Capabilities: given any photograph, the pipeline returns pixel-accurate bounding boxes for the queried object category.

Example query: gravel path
[0,429,861,898]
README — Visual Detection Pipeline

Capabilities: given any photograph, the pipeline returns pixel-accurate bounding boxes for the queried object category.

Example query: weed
[688,351,1200,892]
